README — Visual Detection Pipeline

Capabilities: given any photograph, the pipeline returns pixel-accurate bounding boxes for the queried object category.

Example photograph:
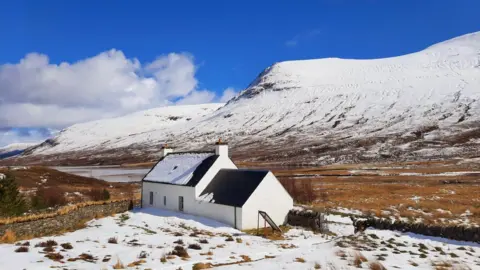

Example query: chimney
[214,138,228,156]
[160,144,173,158]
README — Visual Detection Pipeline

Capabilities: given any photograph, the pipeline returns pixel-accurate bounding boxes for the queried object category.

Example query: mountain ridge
[6,31,480,166]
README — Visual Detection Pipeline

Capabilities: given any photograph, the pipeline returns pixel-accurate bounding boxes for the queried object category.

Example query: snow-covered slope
[18,32,480,165]
[0,143,38,159]
[27,103,224,154]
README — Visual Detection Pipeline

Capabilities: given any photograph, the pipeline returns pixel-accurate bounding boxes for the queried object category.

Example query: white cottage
[141,141,293,230]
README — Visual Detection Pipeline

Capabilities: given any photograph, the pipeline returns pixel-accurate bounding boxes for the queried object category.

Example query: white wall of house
[142,181,240,228]
[240,172,293,229]
[142,182,193,212]
[194,155,237,197]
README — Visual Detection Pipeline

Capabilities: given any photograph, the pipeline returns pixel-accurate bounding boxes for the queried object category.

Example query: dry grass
[192,262,213,270]
[273,160,480,225]
[369,261,386,270]
[240,255,252,262]
[127,259,146,267]
[112,258,125,269]
[352,252,367,267]
[314,262,322,269]
[0,230,17,243]
[295,257,306,263]
[200,250,214,256]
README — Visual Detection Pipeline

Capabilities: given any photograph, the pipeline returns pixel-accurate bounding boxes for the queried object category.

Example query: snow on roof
[143,152,214,185]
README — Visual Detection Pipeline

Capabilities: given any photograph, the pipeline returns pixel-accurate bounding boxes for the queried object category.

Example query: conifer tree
[0,171,26,217]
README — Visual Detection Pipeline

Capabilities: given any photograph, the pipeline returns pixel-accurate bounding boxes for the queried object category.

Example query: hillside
[0,143,38,159]
[8,32,480,166]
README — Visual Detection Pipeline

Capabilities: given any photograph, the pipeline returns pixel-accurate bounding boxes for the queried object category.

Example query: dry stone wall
[0,200,133,239]
[352,216,480,243]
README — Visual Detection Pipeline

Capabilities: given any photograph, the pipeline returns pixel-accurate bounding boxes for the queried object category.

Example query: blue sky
[0,0,479,146]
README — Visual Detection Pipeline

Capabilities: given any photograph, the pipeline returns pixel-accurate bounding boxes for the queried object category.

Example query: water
[51,166,151,183]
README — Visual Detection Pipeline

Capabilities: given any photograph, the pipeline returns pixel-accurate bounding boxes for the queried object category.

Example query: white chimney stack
[214,138,228,156]
[160,144,173,158]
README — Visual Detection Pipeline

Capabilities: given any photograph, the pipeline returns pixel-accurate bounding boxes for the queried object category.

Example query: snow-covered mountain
[0,143,38,159]
[12,32,480,165]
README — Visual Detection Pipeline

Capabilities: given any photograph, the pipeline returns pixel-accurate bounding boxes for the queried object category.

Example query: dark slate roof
[185,155,219,186]
[199,169,269,207]
[142,151,218,187]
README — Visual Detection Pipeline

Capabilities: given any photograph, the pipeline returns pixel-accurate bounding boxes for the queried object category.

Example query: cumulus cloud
[0,128,56,146]
[0,50,204,128]
[219,87,238,103]
[0,50,239,146]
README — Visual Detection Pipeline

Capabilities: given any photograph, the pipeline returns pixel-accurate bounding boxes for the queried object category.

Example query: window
[149,192,153,205]
[164,196,166,206]
[179,196,184,212]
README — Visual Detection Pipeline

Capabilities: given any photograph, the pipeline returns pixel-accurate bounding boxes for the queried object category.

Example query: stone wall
[287,209,328,232]
[351,216,480,243]
[0,200,133,239]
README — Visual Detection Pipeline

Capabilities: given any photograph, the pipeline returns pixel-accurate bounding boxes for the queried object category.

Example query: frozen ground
[1,208,479,269]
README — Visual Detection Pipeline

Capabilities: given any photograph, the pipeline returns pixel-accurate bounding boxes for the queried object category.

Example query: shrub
[225,236,234,242]
[198,239,209,244]
[31,186,67,210]
[138,251,147,259]
[35,240,58,248]
[174,239,184,245]
[188,243,202,250]
[43,246,55,252]
[168,245,189,258]
[108,237,118,244]
[160,254,167,263]
[278,178,319,204]
[0,172,27,217]
[14,246,29,253]
[314,262,321,269]
[45,253,64,261]
[86,188,111,201]
[60,243,73,249]
[235,238,242,243]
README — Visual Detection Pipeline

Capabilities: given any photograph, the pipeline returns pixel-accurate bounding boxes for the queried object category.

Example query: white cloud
[0,50,240,146]
[0,50,206,128]
[176,90,216,105]
[219,87,238,102]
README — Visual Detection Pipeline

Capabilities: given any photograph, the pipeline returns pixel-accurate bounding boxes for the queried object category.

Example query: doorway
[178,196,184,212]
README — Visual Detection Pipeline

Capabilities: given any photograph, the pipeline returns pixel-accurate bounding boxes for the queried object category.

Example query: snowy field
[1,208,479,269]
